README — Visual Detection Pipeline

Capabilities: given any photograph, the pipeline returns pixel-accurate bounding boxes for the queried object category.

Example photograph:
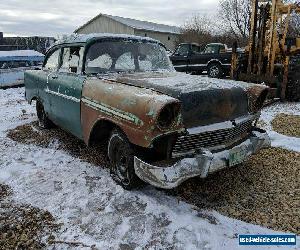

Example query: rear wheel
[108,129,142,190]
[36,100,53,129]
[208,63,223,78]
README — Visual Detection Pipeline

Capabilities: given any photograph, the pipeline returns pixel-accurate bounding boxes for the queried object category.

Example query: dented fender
[81,77,184,148]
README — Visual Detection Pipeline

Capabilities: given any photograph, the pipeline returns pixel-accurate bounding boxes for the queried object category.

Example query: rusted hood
[102,72,257,128]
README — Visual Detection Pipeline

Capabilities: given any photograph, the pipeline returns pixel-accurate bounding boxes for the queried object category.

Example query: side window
[203,45,220,54]
[175,44,189,56]
[44,49,60,71]
[86,54,113,73]
[59,46,84,74]
[115,52,135,71]
[191,45,200,53]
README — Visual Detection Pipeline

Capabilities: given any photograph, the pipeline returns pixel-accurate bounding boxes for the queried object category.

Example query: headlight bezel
[247,88,269,114]
[156,102,181,131]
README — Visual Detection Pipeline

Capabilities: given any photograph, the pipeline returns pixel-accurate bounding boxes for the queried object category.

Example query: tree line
[178,0,300,50]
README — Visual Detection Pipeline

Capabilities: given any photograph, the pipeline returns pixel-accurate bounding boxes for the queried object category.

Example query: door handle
[51,75,58,79]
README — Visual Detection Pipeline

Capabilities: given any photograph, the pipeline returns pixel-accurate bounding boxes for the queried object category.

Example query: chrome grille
[172,118,254,157]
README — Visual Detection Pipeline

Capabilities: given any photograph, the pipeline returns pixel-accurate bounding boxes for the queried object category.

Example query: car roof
[207,43,225,46]
[179,43,200,46]
[52,33,160,46]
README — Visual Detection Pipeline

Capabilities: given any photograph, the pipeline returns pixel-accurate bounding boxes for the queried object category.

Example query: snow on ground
[0,87,299,250]
[260,102,300,152]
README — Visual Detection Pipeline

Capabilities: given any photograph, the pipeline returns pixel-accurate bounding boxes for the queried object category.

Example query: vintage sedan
[25,34,271,190]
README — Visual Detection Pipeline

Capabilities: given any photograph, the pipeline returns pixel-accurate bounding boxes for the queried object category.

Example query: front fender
[81,77,184,148]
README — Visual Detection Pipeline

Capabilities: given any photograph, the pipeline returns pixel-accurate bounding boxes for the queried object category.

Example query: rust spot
[81,78,183,148]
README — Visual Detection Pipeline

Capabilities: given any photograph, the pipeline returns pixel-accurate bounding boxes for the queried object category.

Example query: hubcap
[210,66,219,77]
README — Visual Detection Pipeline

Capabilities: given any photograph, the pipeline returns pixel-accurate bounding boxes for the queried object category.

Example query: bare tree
[178,14,214,49]
[178,13,246,48]
[218,0,252,39]
[289,13,300,37]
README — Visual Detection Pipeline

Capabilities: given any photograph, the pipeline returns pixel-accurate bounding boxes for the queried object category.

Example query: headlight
[157,103,181,130]
[248,88,269,114]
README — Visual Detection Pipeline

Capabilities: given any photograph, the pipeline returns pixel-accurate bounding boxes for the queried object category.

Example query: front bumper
[134,129,271,189]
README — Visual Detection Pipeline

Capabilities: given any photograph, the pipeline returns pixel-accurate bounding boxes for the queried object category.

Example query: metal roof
[75,13,181,34]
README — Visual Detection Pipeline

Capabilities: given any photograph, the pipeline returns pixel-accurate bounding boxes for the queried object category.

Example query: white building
[74,14,181,51]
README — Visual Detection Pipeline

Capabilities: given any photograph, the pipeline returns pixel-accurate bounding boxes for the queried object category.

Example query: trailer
[0,50,44,88]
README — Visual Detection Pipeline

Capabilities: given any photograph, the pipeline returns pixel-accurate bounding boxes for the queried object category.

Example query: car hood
[101,71,256,128]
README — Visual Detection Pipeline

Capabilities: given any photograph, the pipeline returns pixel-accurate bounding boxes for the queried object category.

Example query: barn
[74,14,181,51]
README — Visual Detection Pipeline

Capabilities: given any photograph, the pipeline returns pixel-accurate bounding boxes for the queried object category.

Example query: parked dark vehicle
[25,34,270,190]
[170,43,236,78]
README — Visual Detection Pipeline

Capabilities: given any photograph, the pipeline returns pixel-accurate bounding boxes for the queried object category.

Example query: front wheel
[208,63,223,78]
[108,129,142,190]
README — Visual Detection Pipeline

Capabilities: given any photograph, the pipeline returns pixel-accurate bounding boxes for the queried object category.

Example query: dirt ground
[7,122,300,235]
[0,184,59,250]
[271,113,300,138]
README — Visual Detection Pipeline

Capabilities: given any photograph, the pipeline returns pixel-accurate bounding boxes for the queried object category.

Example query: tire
[108,129,142,190]
[36,100,53,129]
[208,63,223,78]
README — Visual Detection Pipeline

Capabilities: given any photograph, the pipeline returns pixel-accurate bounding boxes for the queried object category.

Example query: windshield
[85,40,174,74]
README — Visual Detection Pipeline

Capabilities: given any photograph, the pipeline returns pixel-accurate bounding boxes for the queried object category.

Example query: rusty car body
[24,33,271,189]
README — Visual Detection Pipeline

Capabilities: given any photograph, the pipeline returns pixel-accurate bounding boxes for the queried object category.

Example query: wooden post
[247,0,259,75]
[267,0,279,76]
[231,41,239,80]
[281,55,290,100]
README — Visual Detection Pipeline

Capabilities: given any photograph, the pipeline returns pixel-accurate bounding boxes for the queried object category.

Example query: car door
[189,44,206,73]
[201,44,223,67]
[170,44,190,72]
[41,47,62,122]
[48,46,85,139]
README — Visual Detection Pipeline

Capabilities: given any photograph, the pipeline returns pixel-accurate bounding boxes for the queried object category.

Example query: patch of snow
[0,87,298,249]
[260,102,300,152]
[55,33,159,47]
[116,72,259,94]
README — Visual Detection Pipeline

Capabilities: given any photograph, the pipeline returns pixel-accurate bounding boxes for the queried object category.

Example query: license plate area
[229,147,247,167]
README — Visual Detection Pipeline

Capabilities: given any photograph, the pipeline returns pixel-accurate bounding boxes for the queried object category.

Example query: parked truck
[170,43,235,78]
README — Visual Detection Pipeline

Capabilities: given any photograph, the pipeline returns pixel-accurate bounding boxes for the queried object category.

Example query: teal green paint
[48,73,85,139]
[120,98,137,107]
[25,69,85,140]
[147,108,156,117]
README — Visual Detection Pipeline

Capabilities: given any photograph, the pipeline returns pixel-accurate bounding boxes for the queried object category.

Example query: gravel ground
[271,113,300,138]
[0,184,59,250]
[7,122,300,235]
[169,147,300,234]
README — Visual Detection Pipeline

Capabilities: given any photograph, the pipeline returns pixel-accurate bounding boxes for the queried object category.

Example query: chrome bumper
[134,129,271,189]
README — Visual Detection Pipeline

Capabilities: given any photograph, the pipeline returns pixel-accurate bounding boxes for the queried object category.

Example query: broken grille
[172,118,254,157]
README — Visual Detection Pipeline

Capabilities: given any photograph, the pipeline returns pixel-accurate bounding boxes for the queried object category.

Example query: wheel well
[30,96,37,104]
[207,60,222,68]
[88,120,118,146]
